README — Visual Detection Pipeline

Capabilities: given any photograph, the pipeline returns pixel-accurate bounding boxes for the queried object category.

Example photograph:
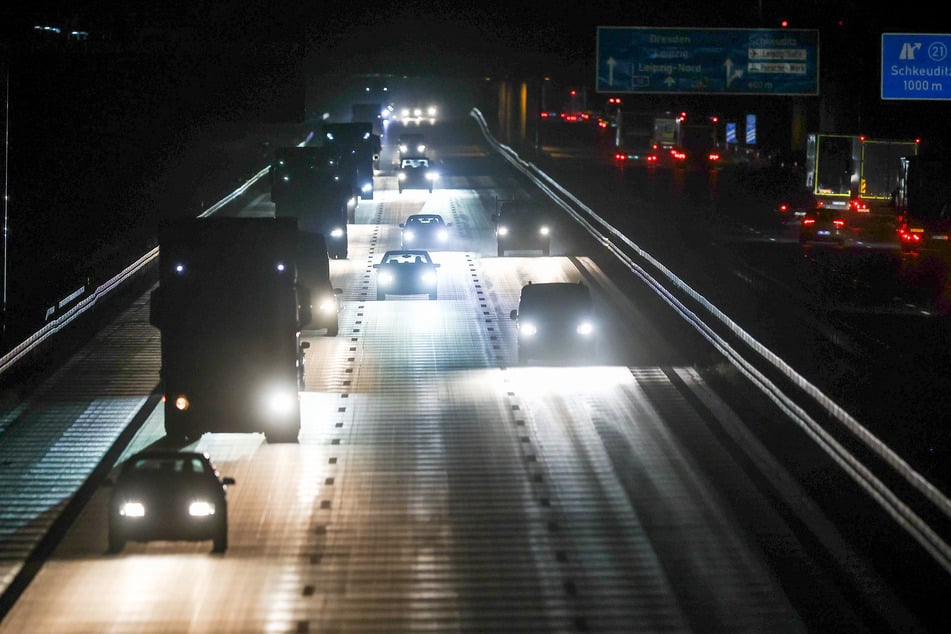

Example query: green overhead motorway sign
[597,27,819,96]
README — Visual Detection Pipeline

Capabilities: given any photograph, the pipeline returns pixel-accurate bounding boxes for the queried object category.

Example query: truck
[322,122,381,200]
[896,156,951,254]
[149,217,311,444]
[804,133,919,213]
[271,146,353,259]
[351,102,383,136]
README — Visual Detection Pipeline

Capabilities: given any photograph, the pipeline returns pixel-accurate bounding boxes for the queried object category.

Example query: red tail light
[833,219,846,229]
[614,153,626,161]
[647,154,658,163]
[707,152,721,162]
[802,218,816,226]
[849,198,869,212]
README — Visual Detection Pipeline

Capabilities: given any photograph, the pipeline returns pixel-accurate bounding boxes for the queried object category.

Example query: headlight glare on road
[520,322,538,337]
[576,321,594,336]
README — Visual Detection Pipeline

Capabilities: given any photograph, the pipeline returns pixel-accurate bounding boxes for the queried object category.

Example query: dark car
[400,213,452,250]
[398,133,427,160]
[397,158,438,193]
[373,249,440,300]
[799,205,847,244]
[297,231,341,336]
[106,450,235,554]
[509,281,596,364]
[495,200,551,256]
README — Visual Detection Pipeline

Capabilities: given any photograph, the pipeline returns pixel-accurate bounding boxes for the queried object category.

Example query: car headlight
[520,322,537,337]
[437,230,448,241]
[174,395,190,411]
[398,172,407,181]
[427,106,437,116]
[330,227,344,238]
[119,501,146,518]
[414,108,422,116]
[399,144,408,153]
[539,226,550,236]
[188,500,216,517]
[426,171,438,180]
[497,226,509,236]
[361,182,373,193]
[401,108,410,117]
[378,272,394,284]
[576,321,594,336]
[417,144,426,153]
[421,271,436,283]
[318,297,337,313]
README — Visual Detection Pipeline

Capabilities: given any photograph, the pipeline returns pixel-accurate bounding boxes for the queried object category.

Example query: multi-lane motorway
[0,113,947,632]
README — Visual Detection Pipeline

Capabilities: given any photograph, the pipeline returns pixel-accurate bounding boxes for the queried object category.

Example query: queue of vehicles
[132,106,593,555]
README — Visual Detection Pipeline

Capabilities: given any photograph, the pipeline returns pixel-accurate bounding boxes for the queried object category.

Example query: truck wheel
[326,321,338,337]
[107,526,125,554]
[398,187,403,194]
[265,427,300,444]
[212,522,228,554]
[497,244,504,257]
[164,419,191,444]
[542,245,550,256]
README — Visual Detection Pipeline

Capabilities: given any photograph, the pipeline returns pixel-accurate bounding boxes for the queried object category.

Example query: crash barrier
[470,107,951,575]
[0,133,313,376]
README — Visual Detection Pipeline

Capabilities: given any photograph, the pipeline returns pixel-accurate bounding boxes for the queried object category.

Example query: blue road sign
[882,33,951,100]
[596,27,819,95]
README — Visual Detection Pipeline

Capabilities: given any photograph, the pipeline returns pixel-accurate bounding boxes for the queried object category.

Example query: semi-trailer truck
[150,217,310,443]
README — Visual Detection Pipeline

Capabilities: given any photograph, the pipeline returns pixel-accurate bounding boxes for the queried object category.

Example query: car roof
[519,282,590,304]
[127,449,210,462]
[381,249,432,259]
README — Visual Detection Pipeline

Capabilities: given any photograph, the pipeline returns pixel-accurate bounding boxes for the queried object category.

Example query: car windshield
[129,455,210,476]
[408,216,441,226]
[383,252,431,264]
[401,159,428,168]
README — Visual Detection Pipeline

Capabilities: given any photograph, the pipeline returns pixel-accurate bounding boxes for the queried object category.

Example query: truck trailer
[150,217,311,443]
[805,133,919,213]
[271,146,353,258]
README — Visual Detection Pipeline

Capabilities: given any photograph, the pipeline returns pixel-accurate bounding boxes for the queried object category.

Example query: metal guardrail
[470,107,951,575]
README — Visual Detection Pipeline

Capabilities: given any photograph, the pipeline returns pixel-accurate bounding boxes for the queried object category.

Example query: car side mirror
[222,477,236,486]
[301,341,310,350]
[399,223,405,228]
[510,309,518,319]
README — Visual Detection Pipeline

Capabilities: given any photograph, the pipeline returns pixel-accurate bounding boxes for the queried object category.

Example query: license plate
[818,230,831,236]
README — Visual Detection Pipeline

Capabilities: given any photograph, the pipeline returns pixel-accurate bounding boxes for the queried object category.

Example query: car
[775,188,818,225]
[400,105,438,125]
[509,281,596,364]
[373,249,440,300]
[297,231,341,336]
[398,133,427,160]
[799,205,847,244]
[494,200,551,256]
[398,158,438,193]
[400,213,452,250]
[106,449,235,554]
